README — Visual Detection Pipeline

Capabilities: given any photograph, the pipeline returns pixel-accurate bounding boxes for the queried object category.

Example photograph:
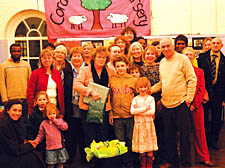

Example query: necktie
[211,55,217,81]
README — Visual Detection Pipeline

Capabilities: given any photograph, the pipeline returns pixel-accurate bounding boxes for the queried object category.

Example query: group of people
[0,26,224,168]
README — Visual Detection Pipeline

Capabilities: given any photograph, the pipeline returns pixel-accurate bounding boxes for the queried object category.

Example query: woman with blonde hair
[27,49,64,115]
[82,42,94,65]
[201,37,212,53]
[183,47,213,167]
[128,42,144,66]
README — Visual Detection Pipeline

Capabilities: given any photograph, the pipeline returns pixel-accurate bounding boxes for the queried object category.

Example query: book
[83,82,110,104]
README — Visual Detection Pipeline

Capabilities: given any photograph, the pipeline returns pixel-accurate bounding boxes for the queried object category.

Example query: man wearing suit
[198,37,225,150]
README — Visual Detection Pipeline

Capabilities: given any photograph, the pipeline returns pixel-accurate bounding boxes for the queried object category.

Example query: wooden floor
[65,125,225,168]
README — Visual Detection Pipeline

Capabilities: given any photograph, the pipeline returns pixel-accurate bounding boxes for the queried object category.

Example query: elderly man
[152,38,197,167]
[0,43,31,118]
[198,37,225,150]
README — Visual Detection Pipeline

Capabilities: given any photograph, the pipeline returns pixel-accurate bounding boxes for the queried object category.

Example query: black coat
[198,49,225,101]
[27,106,45,140]
[0,114,45,168]
[63,60,74,119]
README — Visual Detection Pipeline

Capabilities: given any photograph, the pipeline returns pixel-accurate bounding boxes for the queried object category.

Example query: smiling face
[183,50,195,63]
[83,45,92,60]
[138,85,148,96]
[161,38,175,59]
[129,68,140,78]
[144,48,157,65]
[138,39,147,49]
[10,46,21,62]
[71,53,83,68]
[124,30,134,42]
[116,39,126,52]
[54,49,66,63]
[211,38,223,53]
[175,40,186,53]
[110,46,121,61]
[114,61,127,76]
[94,53,107,68]
[41,53,53,68]
[204,40,211,52]
[131,44,142,60]
[7,104,22,121]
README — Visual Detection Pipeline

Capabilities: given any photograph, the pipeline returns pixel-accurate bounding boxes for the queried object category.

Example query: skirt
[132,121,158,153]
[46,147,69,165]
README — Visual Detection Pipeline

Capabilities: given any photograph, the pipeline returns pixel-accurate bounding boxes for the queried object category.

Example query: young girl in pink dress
[131,77,158,168]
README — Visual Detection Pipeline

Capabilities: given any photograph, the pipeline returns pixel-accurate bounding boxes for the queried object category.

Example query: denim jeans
[114,117,139,167]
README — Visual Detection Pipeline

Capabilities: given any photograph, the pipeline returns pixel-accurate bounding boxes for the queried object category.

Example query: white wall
[151,0,225,35]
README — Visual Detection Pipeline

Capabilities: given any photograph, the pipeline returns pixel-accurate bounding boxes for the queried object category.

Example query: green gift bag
[87,101,105,124]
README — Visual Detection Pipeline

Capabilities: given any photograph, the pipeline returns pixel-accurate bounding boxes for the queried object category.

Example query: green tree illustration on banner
[81,0,112,30]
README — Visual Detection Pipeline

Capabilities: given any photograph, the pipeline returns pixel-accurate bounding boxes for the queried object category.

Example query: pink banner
[44,0,151,41]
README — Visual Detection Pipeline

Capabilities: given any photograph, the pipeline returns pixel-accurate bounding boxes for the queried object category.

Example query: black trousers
[209,94,223,145]
[65,117,86,163]
[80,109,110,147]
[161,102,191,166]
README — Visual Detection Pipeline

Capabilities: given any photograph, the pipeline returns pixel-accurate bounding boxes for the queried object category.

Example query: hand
[222,101,225,107]
[109,115,114,125]
[185,101,191,108]
[203,90,209,104]
[190,105,196,112]
[133,104,138,108]
[27,140,39,148]
[91,91,102,100]
[156,100,163,112]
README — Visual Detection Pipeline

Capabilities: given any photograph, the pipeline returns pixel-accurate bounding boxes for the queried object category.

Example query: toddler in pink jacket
[35,103,68,168]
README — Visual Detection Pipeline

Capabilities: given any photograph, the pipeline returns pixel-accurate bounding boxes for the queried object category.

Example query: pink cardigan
[27,67,64,115]
[73,65,115,111]
[36,118,68,150]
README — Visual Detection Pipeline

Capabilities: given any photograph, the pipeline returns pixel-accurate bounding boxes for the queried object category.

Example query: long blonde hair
[128,42,144,64]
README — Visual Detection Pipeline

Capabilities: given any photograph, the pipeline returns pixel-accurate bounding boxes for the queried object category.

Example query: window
[14,17,48,70]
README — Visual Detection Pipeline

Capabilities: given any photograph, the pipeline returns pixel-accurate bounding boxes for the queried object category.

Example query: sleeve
[35,122,45,143]
[56,71,65,116]
[151,80,162,94]
[130,97,147,115]
[26,71,38,114]
[53,118,68,131]
[192,69,205,109]
[0,123,34,156]
[0,64,8,103]
[73,67,91,96]
[141,96,155,115]
[26,113,36,140]
[184,59,197,103]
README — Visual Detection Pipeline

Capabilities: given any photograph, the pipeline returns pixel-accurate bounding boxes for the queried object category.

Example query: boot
[146,156,153,168]
[140,155,147,168]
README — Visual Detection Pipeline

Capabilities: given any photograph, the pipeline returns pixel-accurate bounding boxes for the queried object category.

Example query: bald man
[151,38,197,167]
[198,37,225,150]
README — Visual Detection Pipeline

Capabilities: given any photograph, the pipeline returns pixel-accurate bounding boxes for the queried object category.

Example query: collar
[210,50,220,57]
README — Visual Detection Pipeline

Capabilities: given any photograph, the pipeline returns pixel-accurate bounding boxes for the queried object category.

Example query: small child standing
[27,91,49,159]
[35,103,69,168]
[130,77,158,168]
[27,91,49,140]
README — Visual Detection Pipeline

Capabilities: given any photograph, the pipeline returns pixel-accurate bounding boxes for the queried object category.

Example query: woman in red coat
[27,49,64,115]
[183,47,213,167]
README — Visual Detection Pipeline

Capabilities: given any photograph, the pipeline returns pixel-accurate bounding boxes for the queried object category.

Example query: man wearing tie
[198,37,225,150]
